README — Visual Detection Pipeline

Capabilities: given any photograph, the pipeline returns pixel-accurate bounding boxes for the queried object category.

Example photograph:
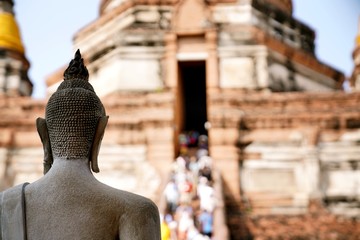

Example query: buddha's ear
[90,116,108,173]
[36,118,53,175]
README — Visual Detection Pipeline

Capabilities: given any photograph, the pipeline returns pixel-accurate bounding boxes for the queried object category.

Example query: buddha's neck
[46,158,94,180]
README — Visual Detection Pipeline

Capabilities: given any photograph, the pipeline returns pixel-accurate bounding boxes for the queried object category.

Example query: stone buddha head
[36,50,108,174]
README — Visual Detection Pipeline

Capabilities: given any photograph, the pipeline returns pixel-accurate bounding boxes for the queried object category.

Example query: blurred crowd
[161,133,217,240]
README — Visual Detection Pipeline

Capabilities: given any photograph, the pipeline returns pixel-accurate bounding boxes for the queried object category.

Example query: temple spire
[350,16,360,91]
[0,0,24,53]
[0,0,32,96]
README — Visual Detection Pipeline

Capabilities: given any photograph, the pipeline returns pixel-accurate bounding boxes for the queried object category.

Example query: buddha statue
[0,50,161,240]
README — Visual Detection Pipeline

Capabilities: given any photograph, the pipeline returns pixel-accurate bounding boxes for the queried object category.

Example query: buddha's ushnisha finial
[63,49,89,81]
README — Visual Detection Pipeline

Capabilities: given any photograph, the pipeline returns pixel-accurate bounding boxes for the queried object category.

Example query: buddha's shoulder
[98,184,159,213]
[0,183,28,212]
[0,183,27,199]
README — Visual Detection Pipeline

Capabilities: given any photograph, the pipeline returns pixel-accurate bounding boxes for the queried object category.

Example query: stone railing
[212,169,230,239]
[251,0,315,54]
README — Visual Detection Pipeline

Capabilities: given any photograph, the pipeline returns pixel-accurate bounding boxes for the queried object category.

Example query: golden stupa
[0,12,24,53]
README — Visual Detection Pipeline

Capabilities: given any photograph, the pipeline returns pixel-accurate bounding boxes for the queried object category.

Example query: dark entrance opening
[178,61,208,136]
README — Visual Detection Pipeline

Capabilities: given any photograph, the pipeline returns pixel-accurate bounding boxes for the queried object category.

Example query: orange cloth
[357,36,360,46]
[0,13,24,53]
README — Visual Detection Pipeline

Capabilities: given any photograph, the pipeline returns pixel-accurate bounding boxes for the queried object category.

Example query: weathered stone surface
[220,57,255,89]
[247,201,360,240]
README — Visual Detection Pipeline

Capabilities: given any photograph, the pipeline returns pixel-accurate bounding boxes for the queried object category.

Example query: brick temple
[0,0,359,238]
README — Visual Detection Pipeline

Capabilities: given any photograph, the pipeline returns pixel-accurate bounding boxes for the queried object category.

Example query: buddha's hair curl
[45,50,105,159]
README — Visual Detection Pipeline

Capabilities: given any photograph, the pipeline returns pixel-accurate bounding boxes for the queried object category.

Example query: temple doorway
[176,60,208,154]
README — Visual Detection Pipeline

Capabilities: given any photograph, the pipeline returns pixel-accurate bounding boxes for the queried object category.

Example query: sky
[13,0,360,99]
